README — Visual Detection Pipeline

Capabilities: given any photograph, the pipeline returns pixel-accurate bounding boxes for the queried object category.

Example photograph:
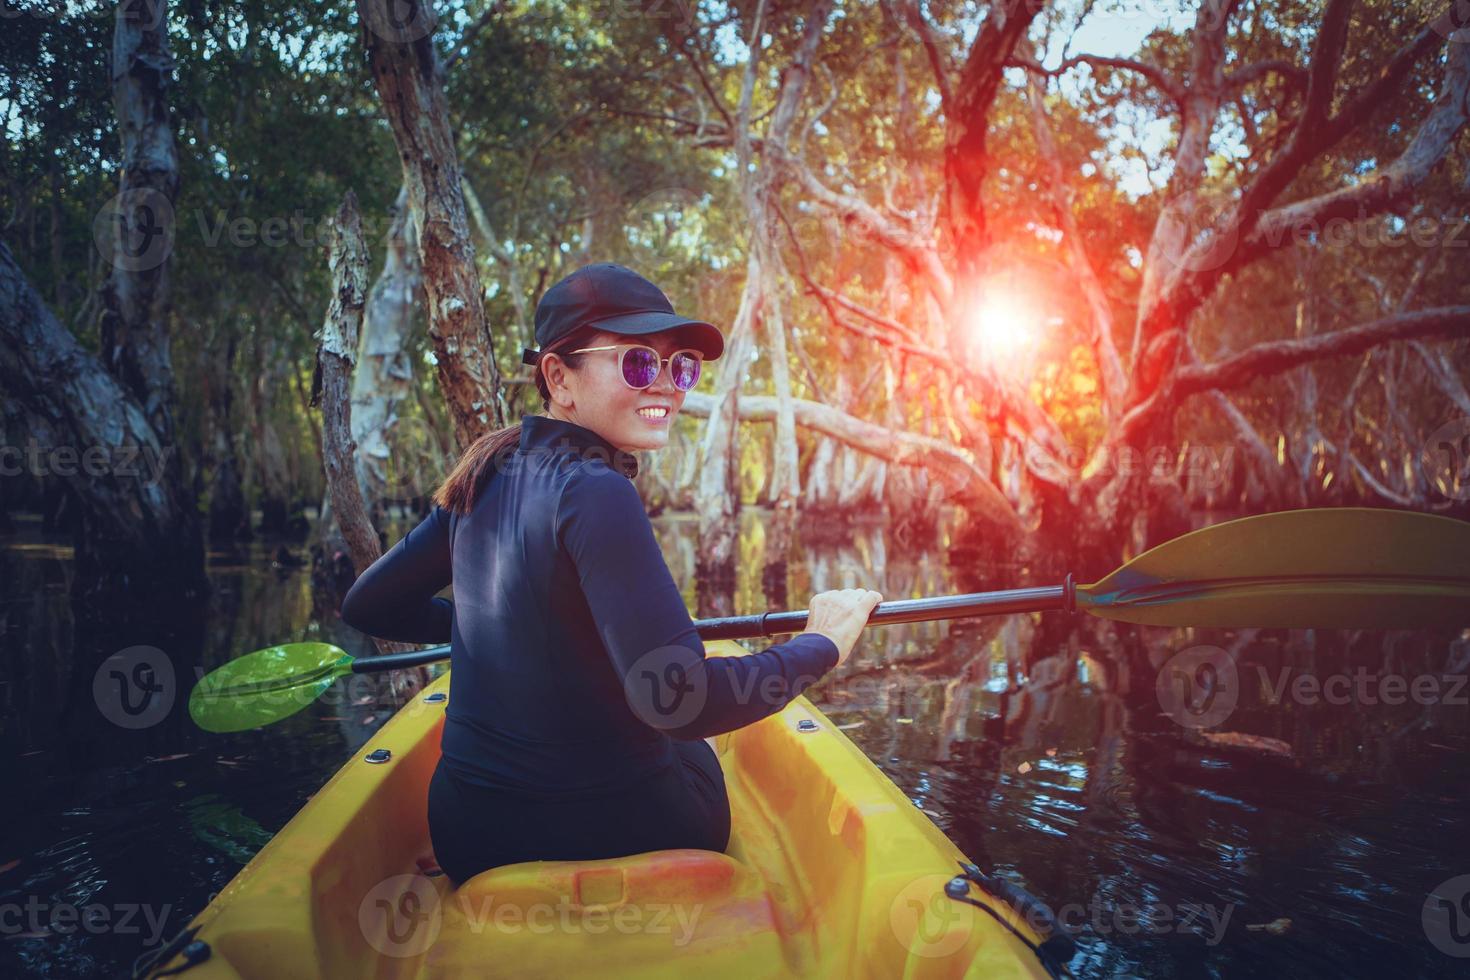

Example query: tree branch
[896,0,954,113]
[1173,307,1470,399]
[1007,54,1186,113]
[681,390,1024,532]
[1223,58,1308,93]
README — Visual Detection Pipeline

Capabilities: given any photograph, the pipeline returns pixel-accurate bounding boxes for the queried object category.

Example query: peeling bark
[357,0,505,448]
[694,0,835,583]
[351,184,422,522]
[314,192,414,655]
[97,0,183,450]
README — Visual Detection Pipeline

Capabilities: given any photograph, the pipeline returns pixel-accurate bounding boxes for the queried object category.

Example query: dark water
[3,508,1469,978]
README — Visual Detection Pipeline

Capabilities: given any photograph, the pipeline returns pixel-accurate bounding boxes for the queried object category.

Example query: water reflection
[2,508,1469,977]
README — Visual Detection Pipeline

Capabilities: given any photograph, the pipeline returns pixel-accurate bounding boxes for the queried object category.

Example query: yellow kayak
[149,640,1064,978]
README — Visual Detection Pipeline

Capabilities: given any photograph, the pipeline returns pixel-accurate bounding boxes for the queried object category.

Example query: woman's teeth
[637,407,669,418]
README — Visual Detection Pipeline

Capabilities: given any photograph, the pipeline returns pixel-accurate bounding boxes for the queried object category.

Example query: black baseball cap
[521,262,724,366]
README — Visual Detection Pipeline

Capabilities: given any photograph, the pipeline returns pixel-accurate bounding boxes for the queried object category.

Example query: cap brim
[585,310,725,360]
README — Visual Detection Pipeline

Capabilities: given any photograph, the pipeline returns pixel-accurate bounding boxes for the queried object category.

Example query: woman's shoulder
[554,458,648,541]
[559,457,644,506]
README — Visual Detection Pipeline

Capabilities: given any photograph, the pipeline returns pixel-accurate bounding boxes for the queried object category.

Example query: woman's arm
[557,469,840,740]
[339,506,454,644]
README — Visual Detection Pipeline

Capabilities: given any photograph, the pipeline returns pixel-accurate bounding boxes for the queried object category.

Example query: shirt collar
[518,414,640,479]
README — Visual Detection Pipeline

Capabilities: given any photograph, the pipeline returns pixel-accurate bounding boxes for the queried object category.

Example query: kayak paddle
[189,507,1470,732]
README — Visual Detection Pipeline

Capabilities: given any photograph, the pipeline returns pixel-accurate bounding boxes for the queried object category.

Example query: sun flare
[964,294,1038,361]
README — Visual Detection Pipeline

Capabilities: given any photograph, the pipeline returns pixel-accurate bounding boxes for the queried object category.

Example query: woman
[340,262,882,885]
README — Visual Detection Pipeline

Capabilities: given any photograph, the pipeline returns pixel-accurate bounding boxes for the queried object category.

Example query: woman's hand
[801,588,883,667]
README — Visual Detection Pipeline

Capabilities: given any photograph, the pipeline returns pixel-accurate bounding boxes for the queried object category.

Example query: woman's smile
[636,404,673,425]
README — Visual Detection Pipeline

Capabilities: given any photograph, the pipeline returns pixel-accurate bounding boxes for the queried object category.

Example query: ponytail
[431,327,597,515]
[431,424,521,515]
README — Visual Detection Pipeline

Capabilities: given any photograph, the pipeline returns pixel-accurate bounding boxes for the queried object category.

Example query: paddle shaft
[350,577,1078,674]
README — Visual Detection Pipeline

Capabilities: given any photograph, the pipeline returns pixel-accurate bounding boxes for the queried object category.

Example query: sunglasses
[566,343,704,391]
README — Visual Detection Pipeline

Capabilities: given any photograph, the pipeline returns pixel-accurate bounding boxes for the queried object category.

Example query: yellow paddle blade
[1076,507,1470,628]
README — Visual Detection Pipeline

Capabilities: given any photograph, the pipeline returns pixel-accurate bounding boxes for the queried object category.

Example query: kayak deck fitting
[153,640,1055,978]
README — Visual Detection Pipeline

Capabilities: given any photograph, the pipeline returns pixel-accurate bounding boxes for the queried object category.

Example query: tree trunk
[0,240,206,598]
[351,183,422,523]
[314,192,414,656]
[760,245,800,591]
[694,0,835,585]
[97,0,183,451]
[693,250,761,585]
[356,0,505,449]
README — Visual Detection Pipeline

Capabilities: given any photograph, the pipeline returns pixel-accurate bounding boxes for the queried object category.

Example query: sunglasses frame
[565,343,705,391]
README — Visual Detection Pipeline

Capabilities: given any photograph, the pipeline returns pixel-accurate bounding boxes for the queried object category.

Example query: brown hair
[431,327,598,515]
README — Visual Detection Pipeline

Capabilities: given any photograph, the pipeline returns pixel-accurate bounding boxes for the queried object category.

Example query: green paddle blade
[1077,507,1470,628]
[189,643,354,733]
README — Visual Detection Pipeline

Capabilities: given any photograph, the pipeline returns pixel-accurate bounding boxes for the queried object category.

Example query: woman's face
[541,328,700,452]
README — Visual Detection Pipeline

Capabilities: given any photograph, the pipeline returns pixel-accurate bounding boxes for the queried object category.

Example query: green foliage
[2,0,1463,515]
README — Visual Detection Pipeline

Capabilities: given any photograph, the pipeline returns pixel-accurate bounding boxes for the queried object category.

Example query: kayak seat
[451,847,763,910]
[432,847,792,972]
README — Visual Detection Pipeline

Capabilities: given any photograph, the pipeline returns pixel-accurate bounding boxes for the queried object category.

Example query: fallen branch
[681,391,1023,532]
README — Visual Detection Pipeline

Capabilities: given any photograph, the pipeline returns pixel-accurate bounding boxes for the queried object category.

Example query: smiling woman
[337,262,880,885]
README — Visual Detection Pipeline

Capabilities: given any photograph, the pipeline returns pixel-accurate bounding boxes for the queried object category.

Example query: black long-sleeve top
[339,413,839,797]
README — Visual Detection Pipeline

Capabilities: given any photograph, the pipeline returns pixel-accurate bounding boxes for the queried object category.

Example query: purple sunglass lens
[670,352,700,390]
[621,347,660,388]
[620,347,702,390]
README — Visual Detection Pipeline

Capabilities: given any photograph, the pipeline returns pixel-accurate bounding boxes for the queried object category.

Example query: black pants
[427,739,731,886]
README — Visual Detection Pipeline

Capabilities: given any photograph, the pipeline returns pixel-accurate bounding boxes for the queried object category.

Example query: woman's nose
[647,360,680,394]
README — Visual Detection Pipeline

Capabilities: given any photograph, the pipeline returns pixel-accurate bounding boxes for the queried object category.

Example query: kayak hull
[157,641,1051,979]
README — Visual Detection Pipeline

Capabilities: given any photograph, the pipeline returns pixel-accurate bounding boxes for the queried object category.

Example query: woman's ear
[541,355,575,410]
